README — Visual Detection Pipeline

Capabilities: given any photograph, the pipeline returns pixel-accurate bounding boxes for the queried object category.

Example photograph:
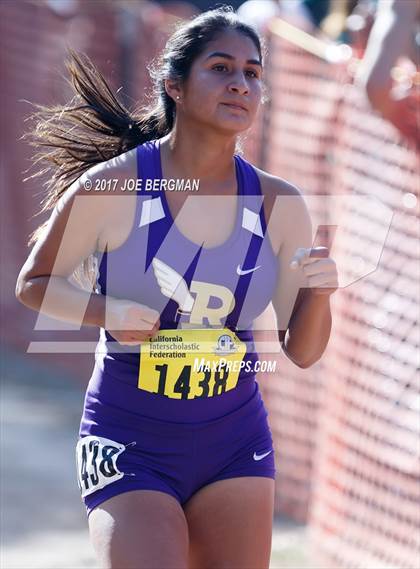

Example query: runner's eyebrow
[205,51,262,67]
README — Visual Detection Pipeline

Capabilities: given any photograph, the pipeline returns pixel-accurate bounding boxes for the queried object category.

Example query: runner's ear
[164,79,183,104]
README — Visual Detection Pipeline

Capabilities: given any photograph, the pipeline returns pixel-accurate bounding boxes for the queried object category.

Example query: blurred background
[1,0,419,567]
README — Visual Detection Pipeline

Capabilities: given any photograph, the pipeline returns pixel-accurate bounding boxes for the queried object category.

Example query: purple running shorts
[76,376,276,517]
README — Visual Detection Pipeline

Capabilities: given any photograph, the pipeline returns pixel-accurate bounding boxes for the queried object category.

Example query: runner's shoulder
[252,165,310,237]
[78,146,138,196]
[55,147,138,219]
[252,165,304,199]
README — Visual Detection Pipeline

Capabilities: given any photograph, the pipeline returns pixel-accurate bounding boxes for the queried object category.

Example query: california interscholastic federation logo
[213,334,237,355]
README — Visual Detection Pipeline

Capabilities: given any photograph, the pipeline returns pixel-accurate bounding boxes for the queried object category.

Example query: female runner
[16,7,338,569]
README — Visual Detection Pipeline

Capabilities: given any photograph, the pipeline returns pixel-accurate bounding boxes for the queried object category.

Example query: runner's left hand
[290,246,338,296]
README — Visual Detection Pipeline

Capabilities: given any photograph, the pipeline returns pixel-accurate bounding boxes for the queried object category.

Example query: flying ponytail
[23,48,171,249]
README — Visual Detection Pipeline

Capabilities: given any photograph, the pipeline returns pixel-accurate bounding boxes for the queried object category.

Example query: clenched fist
[290,246,339,296]
[106,298,160,345]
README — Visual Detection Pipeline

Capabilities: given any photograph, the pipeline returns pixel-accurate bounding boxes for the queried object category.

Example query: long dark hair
[23,6,263,286]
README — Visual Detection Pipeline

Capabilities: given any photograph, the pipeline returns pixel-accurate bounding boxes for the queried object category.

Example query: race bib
[138,328,246,399]
[76,435,133,498]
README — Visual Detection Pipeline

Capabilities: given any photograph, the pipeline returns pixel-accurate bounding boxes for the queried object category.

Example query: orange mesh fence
[308,65,419,569]
[256,20,419,569]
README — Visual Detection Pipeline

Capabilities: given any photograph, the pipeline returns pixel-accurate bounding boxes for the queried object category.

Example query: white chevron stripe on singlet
[138,197,166,227]
[242,207,263,238]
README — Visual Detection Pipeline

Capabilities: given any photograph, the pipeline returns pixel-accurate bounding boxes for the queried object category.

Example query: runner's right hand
[106,298,160,345]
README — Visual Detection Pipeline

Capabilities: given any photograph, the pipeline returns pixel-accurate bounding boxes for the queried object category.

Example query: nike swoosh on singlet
[253,450,273,461]
[236,264,261,276]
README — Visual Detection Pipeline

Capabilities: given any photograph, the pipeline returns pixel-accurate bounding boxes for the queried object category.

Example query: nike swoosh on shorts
[236,264,261,276]
[253,450,273,461]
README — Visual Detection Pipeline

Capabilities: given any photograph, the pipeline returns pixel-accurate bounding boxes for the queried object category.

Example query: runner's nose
[228,73,249,96]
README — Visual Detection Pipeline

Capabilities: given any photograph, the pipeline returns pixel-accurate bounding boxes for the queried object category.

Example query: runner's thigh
[185,476,275,569]
[88,489,190,569]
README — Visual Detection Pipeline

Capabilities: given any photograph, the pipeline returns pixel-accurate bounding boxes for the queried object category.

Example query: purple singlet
[76,139,278,515]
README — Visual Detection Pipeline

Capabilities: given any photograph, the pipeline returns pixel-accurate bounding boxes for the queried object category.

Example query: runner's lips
[221,102,248,112]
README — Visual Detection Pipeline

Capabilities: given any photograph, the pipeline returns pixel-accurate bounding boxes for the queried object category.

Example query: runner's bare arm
[270,183,313,364]
[15,160,160,339]
[15,167,117,326]
[251,172,312,355]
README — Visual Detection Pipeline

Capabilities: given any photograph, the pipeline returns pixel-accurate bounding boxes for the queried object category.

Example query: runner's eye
[212,64,228,72]
[246,69,259,79]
